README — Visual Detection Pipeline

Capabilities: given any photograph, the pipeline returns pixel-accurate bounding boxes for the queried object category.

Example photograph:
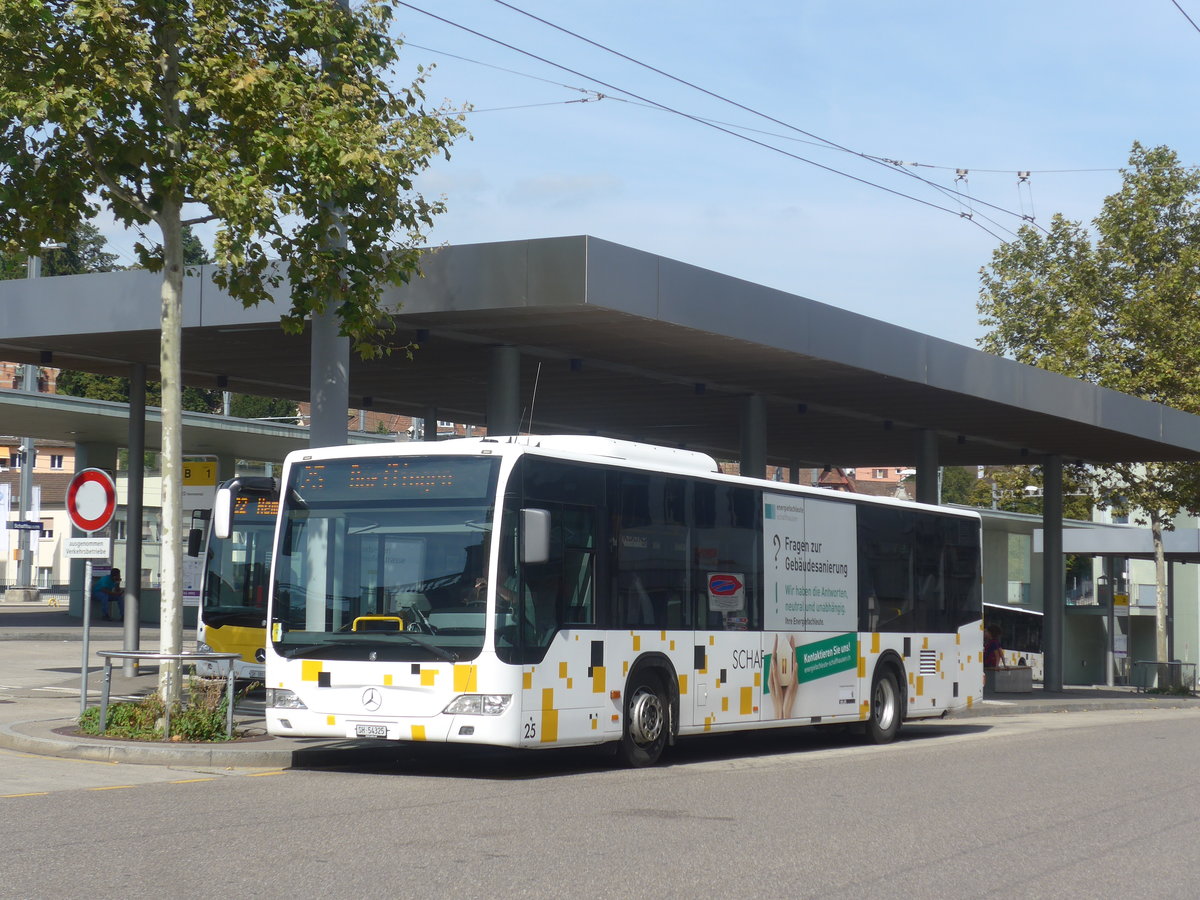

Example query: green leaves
[0,0,467,353]
[978,142,1200,648]
[980,143,1200,412]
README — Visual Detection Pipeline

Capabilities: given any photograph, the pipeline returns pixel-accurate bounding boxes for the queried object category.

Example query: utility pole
[11,255,45,601]
[8,245,66,601]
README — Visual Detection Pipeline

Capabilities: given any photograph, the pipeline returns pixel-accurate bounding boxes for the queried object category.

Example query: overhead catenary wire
[461,98,604,114]
[1017,171,1036,223]
[396,2,1014,241]
[408,27,1160,237]
[409,38,1113,185]
[480,0,1037,235]
[405,41,602,97]
[953,169,975,220]
[1170,0,1200,35]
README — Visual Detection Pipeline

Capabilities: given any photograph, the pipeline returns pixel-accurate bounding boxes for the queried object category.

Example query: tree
[964,465,1094,521]
[0,0,465,701]
[228,393,297,421]
[938,466,978,506]
[978,142,1200,663]
[180,223,210,268]
[56,368,221,412]
[0,221,118,279]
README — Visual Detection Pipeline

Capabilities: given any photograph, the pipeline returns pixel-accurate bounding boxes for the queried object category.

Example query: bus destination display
[232,496,280,519]
[291,457,498,502]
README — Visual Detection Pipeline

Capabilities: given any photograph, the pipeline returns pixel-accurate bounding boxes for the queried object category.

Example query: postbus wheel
[864,665,902,744]
[617,670,668,767]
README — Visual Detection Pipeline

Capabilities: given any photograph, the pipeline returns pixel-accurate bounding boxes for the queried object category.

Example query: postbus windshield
[270,455,501,663]
[203,491,277,628]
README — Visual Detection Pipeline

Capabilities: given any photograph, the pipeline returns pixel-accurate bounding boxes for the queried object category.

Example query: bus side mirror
[521,508,551,564]
[213,486,234,541]
[186,528,203,558]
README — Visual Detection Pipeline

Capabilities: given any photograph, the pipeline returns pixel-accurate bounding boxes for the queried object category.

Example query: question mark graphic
[773,533,781,563]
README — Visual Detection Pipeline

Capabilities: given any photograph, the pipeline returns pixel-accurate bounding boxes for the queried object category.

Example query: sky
[96,1,1200,349]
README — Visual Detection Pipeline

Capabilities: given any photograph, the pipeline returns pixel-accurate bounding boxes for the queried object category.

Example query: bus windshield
[203,498,276,629]
[271,455,501,662]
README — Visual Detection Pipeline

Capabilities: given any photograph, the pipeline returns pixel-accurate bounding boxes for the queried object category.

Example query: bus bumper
[265,708,520,747]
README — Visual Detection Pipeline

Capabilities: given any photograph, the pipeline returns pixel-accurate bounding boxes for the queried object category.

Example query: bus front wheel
[864,666,902,744]
[618,671,668,767]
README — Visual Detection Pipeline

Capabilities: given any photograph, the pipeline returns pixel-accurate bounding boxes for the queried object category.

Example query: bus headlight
[265,688,307,710]
[196,640,213,654]
[443,694,512,716]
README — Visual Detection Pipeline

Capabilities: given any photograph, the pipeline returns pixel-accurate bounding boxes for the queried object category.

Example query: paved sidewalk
[0,601,387,768]
[1,600,1197,767]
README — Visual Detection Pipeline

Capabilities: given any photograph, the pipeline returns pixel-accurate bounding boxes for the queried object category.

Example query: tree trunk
[1152,515,1168,664]
[158,201,184,705]
[154,10,184,706]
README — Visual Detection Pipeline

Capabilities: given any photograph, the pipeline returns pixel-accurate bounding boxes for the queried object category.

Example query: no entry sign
[66,468,117,534]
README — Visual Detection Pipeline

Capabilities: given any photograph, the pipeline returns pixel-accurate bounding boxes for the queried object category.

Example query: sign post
[67,468,117,716]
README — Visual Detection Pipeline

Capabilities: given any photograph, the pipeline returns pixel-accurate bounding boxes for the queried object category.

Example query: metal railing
[1130,660,1197,694]
[96,650,241,740]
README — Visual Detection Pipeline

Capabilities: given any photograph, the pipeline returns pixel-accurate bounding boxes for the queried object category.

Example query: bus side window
[609,471,691,630]
[693,482,760,631]
[620,571,655,625]
[563,548,594,624]
[858,506,915,633]
[515,458,601,634]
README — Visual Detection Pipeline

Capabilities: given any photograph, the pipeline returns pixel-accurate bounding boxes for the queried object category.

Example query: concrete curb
[0,714,409,769]
[952,695,1200,718]
[0,715,301,767]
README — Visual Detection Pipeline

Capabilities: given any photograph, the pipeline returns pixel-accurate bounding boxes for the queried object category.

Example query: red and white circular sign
[66,468,117,533]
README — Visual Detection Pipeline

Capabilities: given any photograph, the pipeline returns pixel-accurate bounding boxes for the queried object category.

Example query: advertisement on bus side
[763,493,858,632]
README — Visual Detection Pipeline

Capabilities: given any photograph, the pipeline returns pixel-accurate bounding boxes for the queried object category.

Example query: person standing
[983,623,1003,668]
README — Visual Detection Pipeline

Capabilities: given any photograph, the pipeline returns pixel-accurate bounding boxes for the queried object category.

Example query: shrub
[79,678,257,742]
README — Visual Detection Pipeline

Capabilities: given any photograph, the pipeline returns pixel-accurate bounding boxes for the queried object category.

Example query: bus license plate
[356,724,388,739]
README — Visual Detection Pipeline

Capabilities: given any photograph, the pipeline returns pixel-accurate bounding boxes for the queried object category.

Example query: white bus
[192,476,278,682]
[264,436,983,766]
[983,602,1044,681]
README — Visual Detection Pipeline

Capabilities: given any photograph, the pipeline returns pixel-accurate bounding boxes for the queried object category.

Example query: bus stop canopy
[1036,526,1200,563]
[2,234,1199,468]
[0,389,393,461]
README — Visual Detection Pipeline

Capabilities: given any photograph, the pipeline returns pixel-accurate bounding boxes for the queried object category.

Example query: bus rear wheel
[617,671,668,767]
[864,666,902,744]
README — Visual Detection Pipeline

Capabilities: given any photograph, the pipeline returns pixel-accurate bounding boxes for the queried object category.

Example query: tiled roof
[0,471,73,507]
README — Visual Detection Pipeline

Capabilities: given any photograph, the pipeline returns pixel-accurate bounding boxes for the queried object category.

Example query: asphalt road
[2,707,1198,899]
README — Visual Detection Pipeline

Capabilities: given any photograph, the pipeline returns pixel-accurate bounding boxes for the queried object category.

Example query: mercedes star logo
[362,688,382,712]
